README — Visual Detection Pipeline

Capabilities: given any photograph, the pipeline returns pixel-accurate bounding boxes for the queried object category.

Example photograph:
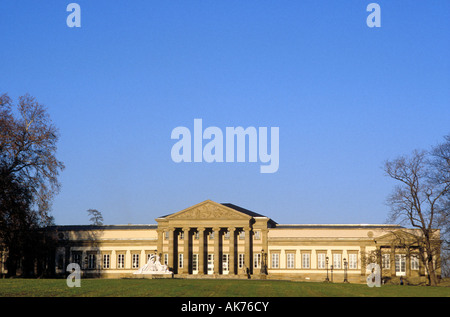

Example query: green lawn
[0,278,449,297]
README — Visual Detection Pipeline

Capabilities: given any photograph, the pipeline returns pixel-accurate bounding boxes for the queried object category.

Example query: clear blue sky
[1,1,449,225]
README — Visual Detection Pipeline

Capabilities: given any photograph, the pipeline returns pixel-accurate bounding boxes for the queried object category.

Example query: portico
[155,200,273,277]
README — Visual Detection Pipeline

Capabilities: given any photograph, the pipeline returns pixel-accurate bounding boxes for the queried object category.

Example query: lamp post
[261,249,267,275]
[343,258,348,283]
[325,256,329,282]
[330,265,334,282]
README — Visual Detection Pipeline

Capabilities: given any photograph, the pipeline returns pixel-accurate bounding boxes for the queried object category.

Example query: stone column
[157,229,163,258]
[213,227,220,275]
[183,227,190,274]
[244,226,251,275]
[168,228,175,271]
[406,247,411,277]
[360,246,366,278]
[198,227,205,275]
[261,228,268,275]
[228,227,235,275]
[390,243,396,277]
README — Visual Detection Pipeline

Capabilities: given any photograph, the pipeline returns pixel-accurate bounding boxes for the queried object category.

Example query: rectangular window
[348,253,357,269]
[286,253,295,269]
[222,254,229,272]
[192,254,198,272]
[238,254,245,269]
[333,253,341,269]
[271,253,279,269]
[88,253,96,269]
[208,254,214,274]
[382,254,390,269]
[239,231,245,240]
[317,253,326,269]
[395,254,406,275]
[117,254,125,269]
[132,254,140,269]
[72,252,81,266]
[411,255,419,270]
[254,230,261,240]
[164,254,169,266]
[302,253,310,269]
[103,254,110,269]
[254,253,261,268]
[179,253,183,268]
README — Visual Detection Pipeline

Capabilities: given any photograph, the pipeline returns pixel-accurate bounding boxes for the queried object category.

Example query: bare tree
[430,135,450,277]
[384,136,450,286]
[1,93,65,225]
[1,93,64,276]
[87,209,104,226]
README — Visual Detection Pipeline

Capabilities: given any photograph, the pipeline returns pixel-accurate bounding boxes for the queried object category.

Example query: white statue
[134,254,172,275]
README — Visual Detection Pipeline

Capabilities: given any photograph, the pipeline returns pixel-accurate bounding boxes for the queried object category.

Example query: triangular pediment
[165,200,251,220]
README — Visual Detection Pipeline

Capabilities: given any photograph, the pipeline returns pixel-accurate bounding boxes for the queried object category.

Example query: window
[286,253,295,269]
[302,253,310,269]
[254,253,261,268]
[317,253,326,269]
[207,254,214,274]
[348,253,357,269]
[192,254,198,272]
[238,254,245,269]
[72,252,81,266]
[179,231,184,240]
[117,254,125,269]
[395,254,406,275]
[333,253,342,269]
[223,254,229,272]
[382,254,390,269]
[224,231,230,240]
[411,255,419,270]
[103,254,110,269]
[132,254,140,269]
[164,231,169,240]
[194,231,199,240]
[164,254,169,266]
[254,231,261,240]
[88,253,96,269]
[271,253,279,269]
[179,253,183,268]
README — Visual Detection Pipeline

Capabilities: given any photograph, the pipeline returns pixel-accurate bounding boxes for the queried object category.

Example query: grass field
[0,278,449,297]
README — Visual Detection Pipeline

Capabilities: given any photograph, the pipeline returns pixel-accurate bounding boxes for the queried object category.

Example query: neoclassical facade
[49,200,439,283]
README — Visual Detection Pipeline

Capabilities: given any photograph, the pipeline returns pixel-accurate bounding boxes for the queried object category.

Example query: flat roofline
[273,224,403,229]
[47,224,158,231]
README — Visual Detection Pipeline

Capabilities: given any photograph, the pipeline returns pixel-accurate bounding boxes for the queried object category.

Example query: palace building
[49,200,439,283]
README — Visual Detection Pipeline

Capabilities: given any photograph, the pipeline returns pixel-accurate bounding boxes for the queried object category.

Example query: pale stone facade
[50,200,439,283]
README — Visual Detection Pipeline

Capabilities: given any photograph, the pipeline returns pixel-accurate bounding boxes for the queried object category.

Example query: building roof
[47,224,158,231]
[273,224,403,229]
